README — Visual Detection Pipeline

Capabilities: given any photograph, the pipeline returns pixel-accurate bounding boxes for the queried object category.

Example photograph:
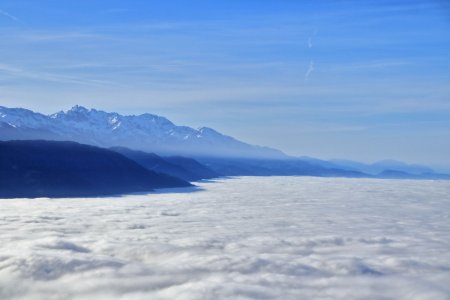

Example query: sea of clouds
[0,176,449,300]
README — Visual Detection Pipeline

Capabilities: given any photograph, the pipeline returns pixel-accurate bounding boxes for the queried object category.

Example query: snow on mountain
[0,106,52,128]
[0,105,286,158]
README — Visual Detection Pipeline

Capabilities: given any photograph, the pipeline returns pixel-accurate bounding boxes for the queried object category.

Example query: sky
[0,0,449,169]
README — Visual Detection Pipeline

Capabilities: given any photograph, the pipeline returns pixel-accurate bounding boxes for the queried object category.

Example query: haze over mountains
[1,105,449,186]
[111,146,219,182]
[0,105,284,159]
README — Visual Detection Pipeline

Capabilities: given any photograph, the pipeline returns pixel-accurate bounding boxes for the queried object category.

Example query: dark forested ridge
[1,138,448,199]
[111,147,219,182]
[0,140,191,198]
[196,157,370,178]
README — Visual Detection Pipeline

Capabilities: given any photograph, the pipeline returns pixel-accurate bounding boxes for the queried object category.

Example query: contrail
[307,28,318,49]
[0,9,20,22]
[305,60,314,81]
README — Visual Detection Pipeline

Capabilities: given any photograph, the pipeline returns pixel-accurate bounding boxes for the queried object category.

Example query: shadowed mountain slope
[196,157,370,178]
[111,147,219,181]
[0,140,191,198]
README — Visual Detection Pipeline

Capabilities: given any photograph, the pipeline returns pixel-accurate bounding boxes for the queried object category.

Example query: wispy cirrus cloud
[307,29,317,49]
[18,31,106,42]
[307,37,313,49]
[304,60,314,81]
[0,9,20,23]
[102,8,130,14]
[0,63,113,87]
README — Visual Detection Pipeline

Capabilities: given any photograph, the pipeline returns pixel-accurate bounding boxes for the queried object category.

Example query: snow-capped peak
[0,105,286,158]
[198,127,220,135]
[68,105,90,114]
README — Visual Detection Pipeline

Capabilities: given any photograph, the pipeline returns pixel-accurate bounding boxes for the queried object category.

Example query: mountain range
[1,105,449,183]
[0,105,284,159]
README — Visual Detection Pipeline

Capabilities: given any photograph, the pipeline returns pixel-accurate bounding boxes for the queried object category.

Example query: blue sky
[0,0,449,169]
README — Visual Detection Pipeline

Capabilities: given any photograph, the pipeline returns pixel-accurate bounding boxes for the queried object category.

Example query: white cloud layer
[0,177,449,299]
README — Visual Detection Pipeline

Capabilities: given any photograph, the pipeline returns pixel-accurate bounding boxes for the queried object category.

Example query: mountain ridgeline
[110,147,219,182]
[0,140,191,198]
[0,105,448,198]
[0,105,284,159]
